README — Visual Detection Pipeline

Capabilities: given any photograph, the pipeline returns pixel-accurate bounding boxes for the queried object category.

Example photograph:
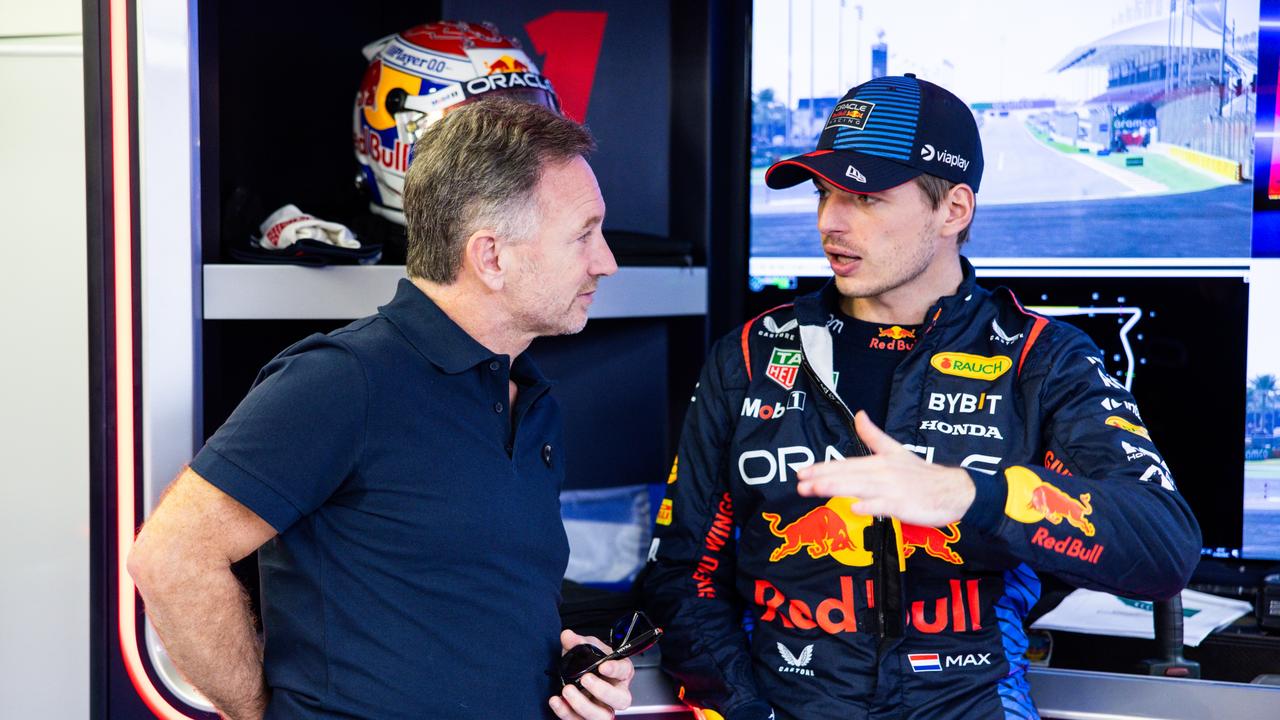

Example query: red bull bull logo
[761,499,873,566]
[485,54,530,74]
[879,326,916,340]
[900,523,963,565]
[1029,485,1094,536]
[1003,467,1097,540]
[870,326,916,352]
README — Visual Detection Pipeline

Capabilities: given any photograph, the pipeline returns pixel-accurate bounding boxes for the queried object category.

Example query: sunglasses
[558,611,663,687]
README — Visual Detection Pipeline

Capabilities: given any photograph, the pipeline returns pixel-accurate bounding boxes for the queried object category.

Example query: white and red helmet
[353,21,560,224]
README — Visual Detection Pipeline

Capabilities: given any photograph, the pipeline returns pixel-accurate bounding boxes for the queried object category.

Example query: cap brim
[765,150,923,194]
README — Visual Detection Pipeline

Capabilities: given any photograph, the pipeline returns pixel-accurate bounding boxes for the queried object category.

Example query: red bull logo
[870,326,916,352]
[879,326,916,340]
[1031,527,1104,564]
[755,576,867,634]
[355,127,412,173]
[1003,467,1097,539]
[900,523,963,565]
[485,54,530,74]
[761,499,873,566]
[1029,485,1094,536]
[1043,450,1073,477]
[908,579,983,634]
[754,577,984,636]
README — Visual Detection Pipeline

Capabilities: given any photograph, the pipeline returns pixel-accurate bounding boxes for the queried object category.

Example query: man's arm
[641,336,774,720]
[799,324,1201,601]
[128,466,278,720]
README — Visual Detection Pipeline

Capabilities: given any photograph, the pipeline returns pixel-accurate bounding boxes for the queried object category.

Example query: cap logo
[826,99,875,131]
[845,165,866,183]
[921,143,970,171]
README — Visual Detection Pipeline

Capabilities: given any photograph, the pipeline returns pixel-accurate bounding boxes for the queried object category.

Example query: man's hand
[795,411,976,526]
[549,629,635,720]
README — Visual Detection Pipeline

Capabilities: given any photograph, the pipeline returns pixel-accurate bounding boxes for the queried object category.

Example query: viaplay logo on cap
[825,99,875,131]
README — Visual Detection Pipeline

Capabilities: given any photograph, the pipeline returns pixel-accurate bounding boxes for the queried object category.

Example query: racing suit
[642,260,1201,720]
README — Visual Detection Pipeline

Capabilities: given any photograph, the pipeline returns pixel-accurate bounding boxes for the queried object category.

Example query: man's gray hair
[402,98,596,284]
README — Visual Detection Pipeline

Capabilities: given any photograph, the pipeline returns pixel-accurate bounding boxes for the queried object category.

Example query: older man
[129,99,628,720]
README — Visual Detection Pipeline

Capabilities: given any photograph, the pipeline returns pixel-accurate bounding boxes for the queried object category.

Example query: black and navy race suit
[642,260,1200,720]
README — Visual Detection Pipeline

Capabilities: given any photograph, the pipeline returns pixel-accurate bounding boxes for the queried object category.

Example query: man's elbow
[127,529,172,597]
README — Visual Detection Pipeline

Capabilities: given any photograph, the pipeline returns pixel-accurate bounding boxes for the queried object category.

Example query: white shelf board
[202,264,707,320]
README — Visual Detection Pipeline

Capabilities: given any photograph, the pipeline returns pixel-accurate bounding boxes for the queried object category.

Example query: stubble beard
[833,221,938,301]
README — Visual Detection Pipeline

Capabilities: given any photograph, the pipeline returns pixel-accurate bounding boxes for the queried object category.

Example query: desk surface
[620,664,1280,719]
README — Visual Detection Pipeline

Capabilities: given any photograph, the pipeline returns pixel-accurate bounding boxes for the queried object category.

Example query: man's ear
[941,183,975,239]
[461,229,505,291]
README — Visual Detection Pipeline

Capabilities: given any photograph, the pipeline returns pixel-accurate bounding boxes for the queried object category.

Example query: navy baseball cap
[765,74,984,194]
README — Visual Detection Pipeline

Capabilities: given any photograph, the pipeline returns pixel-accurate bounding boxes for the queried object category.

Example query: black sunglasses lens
[559,643,607,683]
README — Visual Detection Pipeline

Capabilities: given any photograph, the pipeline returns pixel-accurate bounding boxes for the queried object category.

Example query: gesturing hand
[795,410,977,527]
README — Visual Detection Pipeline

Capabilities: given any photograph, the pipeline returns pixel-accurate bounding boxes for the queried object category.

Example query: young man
[128,99,630,720]
[643,75,1200,720]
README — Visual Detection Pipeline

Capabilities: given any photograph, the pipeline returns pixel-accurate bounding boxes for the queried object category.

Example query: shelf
[202,265,706,320]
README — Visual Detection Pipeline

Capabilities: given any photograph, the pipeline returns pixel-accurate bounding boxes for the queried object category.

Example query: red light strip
[109,0,200,716]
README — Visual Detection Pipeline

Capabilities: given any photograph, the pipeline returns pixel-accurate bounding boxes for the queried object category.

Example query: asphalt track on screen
[1244,459,1280,559]
[750,183,1252,259]
[750,113,1252,259]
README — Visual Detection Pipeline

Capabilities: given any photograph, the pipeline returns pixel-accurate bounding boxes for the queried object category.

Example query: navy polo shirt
[191,279,570,719]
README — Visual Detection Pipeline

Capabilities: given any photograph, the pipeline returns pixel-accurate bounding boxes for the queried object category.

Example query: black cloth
[192,279,569,719]
[827,311,920,429]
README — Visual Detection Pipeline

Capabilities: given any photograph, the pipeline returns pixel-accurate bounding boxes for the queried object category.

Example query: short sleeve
[191,336,368,532]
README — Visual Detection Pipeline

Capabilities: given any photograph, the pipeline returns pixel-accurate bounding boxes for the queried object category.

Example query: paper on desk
[1030,588,1252,647]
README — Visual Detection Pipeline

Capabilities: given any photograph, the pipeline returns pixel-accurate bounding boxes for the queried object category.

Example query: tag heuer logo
[825,99,875,131]
[765,348,802,390]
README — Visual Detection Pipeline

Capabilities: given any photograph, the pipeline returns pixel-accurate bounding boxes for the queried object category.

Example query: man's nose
[817,200,848,238]
[591,233,618,277]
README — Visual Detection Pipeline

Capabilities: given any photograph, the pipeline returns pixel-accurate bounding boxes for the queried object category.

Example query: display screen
[748,0,1277,559]
[750,0,1258,275]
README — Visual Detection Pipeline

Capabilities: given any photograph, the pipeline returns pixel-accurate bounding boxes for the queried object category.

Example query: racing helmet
[353,21,560,224]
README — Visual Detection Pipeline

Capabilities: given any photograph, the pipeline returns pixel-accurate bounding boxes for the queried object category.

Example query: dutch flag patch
[908,653,942,672]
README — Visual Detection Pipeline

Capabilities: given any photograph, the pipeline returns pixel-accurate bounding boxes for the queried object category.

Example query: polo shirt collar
[379,278,502,375]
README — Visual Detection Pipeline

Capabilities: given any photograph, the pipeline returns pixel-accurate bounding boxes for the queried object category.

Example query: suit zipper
[797,356,889,639]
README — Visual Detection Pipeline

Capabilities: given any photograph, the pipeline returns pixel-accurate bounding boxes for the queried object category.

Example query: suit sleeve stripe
[740,303,794,382]
[1017,317,1049,377]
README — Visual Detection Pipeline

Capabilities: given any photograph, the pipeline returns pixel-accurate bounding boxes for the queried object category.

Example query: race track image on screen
[751,0,1258,265]
[1245,259,1280,559]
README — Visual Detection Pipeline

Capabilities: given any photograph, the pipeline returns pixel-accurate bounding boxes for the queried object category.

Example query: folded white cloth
[258,204,360,250]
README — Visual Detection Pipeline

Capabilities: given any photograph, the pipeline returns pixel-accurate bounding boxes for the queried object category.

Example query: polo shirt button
[494,402,504,414]
[542,444,553,467]
[489,360,500,372]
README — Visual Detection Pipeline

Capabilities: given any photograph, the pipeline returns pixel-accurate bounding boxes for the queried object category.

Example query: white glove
[258,204,360,250]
